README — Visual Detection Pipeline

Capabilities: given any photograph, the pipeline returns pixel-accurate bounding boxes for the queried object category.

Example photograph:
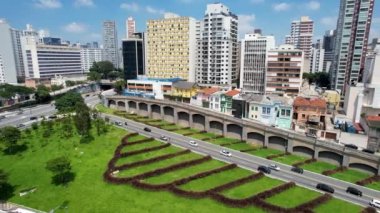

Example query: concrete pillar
[174,109,178,124]
[242,127,248,141]
[205,117,210,132]
[287,138,294,153]
[313,147,319,159]
[189,113,193,128]
[264,132,269,148]
[160,106,164,120]
[223,123,227,137]
[147,104,152,119]
[342,154,350,167]
[125,101,129,113]
[377,164,380,175]
[136,102,140,114]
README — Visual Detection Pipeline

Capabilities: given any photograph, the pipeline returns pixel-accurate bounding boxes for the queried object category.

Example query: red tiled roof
[293,97,326,108]
[354,123,364,132]
[367,116,380,121]
[200,87,219,95]
[225,89,240,97]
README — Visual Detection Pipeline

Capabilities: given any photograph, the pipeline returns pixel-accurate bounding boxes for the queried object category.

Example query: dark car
[144,127,151,132]
[291,166,304,174]
[124,122,128,126]
[30,116,37,120]
[48,115,57,119]
[345,144,358,150]
[362,149,375,154]
[346,187,362,196]
[258,166,271,174]
[0,115,6,120]
[16,123,25,128]
[316,183,334,193]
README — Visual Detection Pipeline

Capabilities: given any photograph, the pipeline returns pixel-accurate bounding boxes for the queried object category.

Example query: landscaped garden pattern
[103,133,366,212]
[105,108,380,190]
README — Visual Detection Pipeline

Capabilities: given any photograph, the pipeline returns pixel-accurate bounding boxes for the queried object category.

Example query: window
[255,107,258,111]
[302,114,306,119]
[262,107,271,115]
[286,110,291,117]
[281,109,286,116]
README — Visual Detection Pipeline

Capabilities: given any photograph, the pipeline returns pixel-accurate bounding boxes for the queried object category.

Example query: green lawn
[116,152,201,178]
[211,137,241,144]
[191,132,219,140]
[245,148,283,158]
[301,161,338,174]
[144,160,226,185]
[265,186,321,208]
[272,154,309,165]
[95,103,117,114]
[224,142,256,151]
[365,181,380,191]
[148,120,173,126]
[179,167,252,192]
[314,198,363,213]
[221,176,283,199]
[173,128,200,135]
[330,169,372,183]
[120,140,164,153]
[127,135,149,142]
[115,146,181,166]
[161,124,182,131]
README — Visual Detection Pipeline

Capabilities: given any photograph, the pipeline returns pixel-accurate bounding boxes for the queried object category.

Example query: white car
[160,136,168,141]
[189,140,198,147]
[370,199,380,208]
[269,164,281,171]
[220,150,232,157]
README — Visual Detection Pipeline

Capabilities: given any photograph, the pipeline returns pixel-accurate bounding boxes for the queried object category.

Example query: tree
[35,85,51,103]
[61,116,73,138]
[0,169,14,200]
[114,80,126,95]
[65,80,76,87]
[108,71,120,81]
[315,72,330,88]
[51,85,64,91]
[55,92,84,113]
[87,71,102,82]
[88,61,115,80]
[0,126,21,152]
[73,101,91,136]
[0,84,34,99]
[46,156,74,185]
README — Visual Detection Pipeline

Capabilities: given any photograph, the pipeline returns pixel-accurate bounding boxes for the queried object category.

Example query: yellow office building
[146,13,196,81]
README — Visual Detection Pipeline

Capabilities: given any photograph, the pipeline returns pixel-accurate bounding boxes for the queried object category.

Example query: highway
[105,113,380,208]
[2,97,379,209]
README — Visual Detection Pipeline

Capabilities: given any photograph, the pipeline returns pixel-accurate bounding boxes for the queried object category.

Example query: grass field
[120,140,164,153]
[211,137,241,144]
[272,154,309,165]
[221,176,283,199]
[191,132,219,140]
[301,161,338,174]
[265,186,321,208]
[245,148,283,158]
[224,142,256,151]
[365,181,380,191]
[313,198,363,213]
[126,134,149,142]
[95,103,117,114]
[330,169,372,183]
[173,128,200,135]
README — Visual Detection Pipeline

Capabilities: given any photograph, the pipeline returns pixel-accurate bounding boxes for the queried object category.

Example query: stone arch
[209,120,223,135]
[318,151,343,165]
[108,100,116,109]
[349,163,377,175]
[268,136,288,151]
[293,146,315,158]
[163,106,174,123]
[151,104,161,119]
[192,114,205,130]
[128,101,137,113]
[117,101,126,111]
[226,124,242,140]
[247,132,265,146]
[178,111,190,127]
[138,102,148,116]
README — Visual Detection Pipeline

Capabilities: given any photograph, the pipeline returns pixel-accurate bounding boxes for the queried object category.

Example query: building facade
[0,19,18,83]
[10,28,25,79]
[240,33,275,94]
[146,13,196,81]
[102,20,119,68]
[125,77,180,100]
[323,30,336,72]
[310,40,325,73]
[331,0,374,96]
[285,16,313,59]
[266,44,304,97]
[80,48,103,72]
[126,17,136,39]
[196,3,238,86]
[122,33,145,80]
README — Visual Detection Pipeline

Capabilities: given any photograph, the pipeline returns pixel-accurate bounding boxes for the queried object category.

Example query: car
[16,123,25,128]
[305,132,317,138]
[346,187,362,196]
[124,122,128,126]
[0,115,6,120]
[48,115,57,119]
[114,121,122,126]
[344,144,358,150]
[369,199,380,208]
[258,166,271,174]
[16,111,23,115]
[316,183,334,193]
[189,140,198,147]
[291,166,304,174]
[160,136,168,141]
[362,148,375,154]
[220,149,232,157]
[30,116,37,120]
[144,127,151,132]
[85,94,90,97]
[268,164,281,171]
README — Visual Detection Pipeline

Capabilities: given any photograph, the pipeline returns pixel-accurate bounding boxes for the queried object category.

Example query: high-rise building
[331,0,374,96]
[240,33,275,94]
[80,47,103,72]
[102,20,119,68]
[0,19,18,83]
[323,30,336,72]
[10,28,25,79]
[146,13,196,81]
[122,33,145,80]
[126,17,136,39]
[42,37,61,45]
[285,16,313,59]
[310,39,325,73]
[196,3,238,86]
[266,44,303,97]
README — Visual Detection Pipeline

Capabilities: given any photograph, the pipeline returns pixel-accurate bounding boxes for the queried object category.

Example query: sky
[0,0,379,45]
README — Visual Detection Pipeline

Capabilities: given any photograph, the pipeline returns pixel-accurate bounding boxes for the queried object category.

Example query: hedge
[356,175,380,186]
[322,166,347,176]
[120,143,171,157]
[292,159,316,167]
[267,152,290,160]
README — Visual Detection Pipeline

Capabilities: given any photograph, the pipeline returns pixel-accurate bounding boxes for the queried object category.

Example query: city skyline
[1,0,379,45]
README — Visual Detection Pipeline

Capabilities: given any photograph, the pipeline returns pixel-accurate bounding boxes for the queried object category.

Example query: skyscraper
[285,16,313,59]
[0,19,18,83]
[310,40,325,73]
[331,0,374,96]
[10,28,25,79]
[126,17,136,39]
[123,33,145,80]
[80,47,103,72]
[323,30,336,72]
[146,13,196,81]
[240,33,275,94]
[102,20,119,68]
[196,3,238,86]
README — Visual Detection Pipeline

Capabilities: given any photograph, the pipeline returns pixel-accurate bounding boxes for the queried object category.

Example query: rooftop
[173,81,197,89]
[225,89,240,97]
[367,116,380,128]
[294,97,327,108]
[199,87,219,95]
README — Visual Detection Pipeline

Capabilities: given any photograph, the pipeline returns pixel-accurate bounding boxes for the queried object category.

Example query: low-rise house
[248,95,293,129]
[209,91,224,112]
[169,81,199,103]
[293,97,327,136]
[190,87,220,108]
[361,116,380,151]
[221,89,240,114]
[125,77,180,99]
[322,90,340,110]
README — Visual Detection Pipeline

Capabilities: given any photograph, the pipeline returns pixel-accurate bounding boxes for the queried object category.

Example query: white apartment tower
[146,13,196,81]
[196,3,238,86]
[240,33,275,94]
[102,20,119,68]
[310,40,325,73]
[285,16,313,59]
[126,17,136,39]
[80,48,103,72]
[0,19,18,83]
